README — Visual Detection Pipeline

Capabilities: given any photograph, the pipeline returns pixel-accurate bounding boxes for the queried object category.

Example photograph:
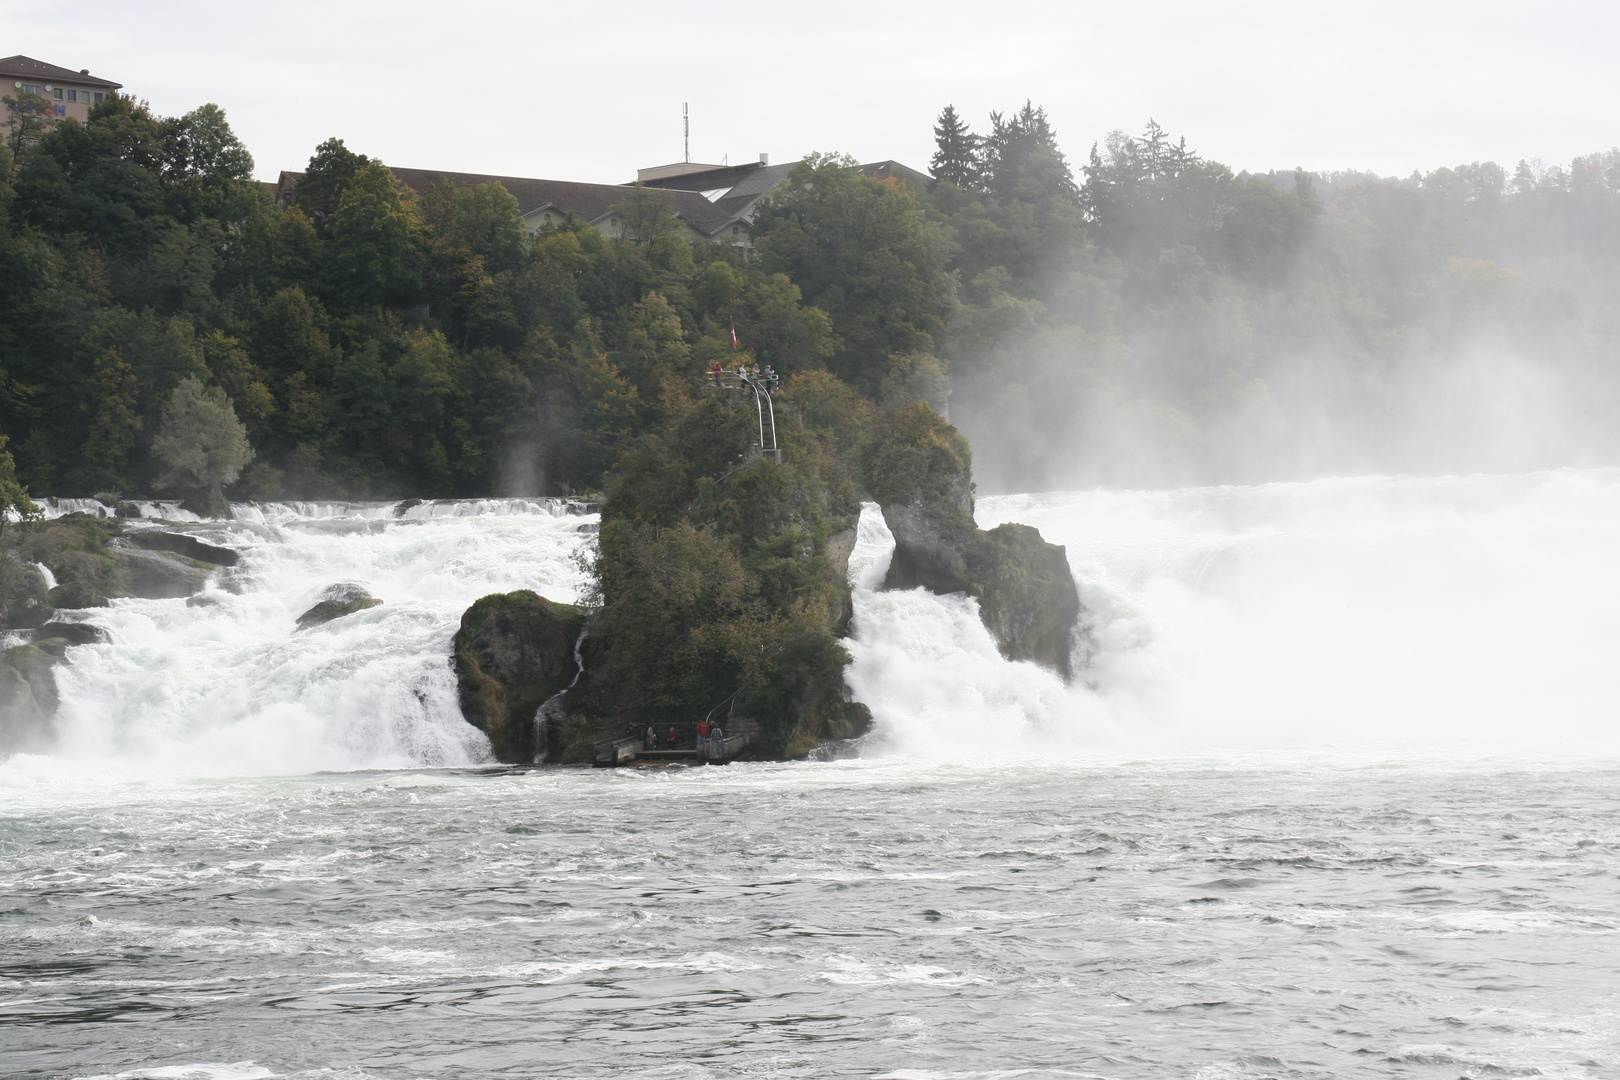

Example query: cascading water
[847,466,1620,758]
[7,469,1620,784]
[3,499,597,782]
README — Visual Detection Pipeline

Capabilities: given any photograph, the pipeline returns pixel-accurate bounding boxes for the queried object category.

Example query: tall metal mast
[683,102,689,164]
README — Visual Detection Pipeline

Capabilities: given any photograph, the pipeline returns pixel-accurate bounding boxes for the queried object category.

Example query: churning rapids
[5,469,1620,1079]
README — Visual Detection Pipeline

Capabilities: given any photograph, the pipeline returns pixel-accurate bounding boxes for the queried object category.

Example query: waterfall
[846,467,1620,758]
[3,499,597,781]
[7,472,1620,784]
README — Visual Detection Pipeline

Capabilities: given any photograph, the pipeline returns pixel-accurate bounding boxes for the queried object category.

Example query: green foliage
[611,186,680,247]
[572,374,869,754]
[859,401,972,523]
[151,376,254,516]
[0,434,40,539]
[4,90,52,157]
[752,153,954,392]
[323,161,423,310]
[930,105,979,190]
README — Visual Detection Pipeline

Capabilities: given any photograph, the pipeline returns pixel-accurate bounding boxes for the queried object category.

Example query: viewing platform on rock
[706,366,781,464]
[594,718,758,767]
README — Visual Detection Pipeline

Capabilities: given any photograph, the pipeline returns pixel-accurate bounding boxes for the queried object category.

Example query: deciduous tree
[151,376,254,516]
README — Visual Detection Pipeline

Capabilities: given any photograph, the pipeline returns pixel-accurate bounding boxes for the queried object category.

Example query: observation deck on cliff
[707,367,780,464]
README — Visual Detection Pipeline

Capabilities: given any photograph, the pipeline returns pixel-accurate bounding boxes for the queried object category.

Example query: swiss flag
[730,321,739,349]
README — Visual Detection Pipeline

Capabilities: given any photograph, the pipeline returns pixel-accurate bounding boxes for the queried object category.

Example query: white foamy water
[4,499,595,783]
[847,467,1620,758]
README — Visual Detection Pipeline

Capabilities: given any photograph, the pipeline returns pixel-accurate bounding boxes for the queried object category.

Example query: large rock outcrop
[0,554,52,630]
[452,590,585,763]
[865,402,1082,680]
[0,639,66,757]
[2,519,236,620]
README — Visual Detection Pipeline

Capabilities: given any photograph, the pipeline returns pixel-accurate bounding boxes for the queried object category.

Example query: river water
[4,472,1620,1078]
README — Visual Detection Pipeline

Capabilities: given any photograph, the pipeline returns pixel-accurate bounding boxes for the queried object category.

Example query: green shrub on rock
[565,379,869,758]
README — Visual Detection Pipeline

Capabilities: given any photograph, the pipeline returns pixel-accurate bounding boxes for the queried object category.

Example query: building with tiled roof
[273,166,754,246]
[269,155,932,249]
[2,55,121,136]
[633,156,933,222]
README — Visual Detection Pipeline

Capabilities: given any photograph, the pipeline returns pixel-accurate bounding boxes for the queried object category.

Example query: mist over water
[848,468,1620,758]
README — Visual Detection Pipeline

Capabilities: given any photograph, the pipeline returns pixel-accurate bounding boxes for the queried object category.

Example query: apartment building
[2,54,121,134]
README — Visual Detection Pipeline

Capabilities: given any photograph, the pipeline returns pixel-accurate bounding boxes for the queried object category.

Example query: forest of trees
[929,105,1620,488]
[2,90,1619,503]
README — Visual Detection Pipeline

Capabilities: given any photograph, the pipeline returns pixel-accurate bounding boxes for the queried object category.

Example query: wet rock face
[127,531,239,566]
[111,542,213,600]
[295,583,383,629]
[966,523,1082,680]
[36,622,110,646]
[2,520,227,631]
[867,403,1081,680]
[452,591,585,764]
[0,639,67,756]
[0,555,53,630]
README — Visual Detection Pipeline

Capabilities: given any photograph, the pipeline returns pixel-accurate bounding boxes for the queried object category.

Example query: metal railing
[594,721,756,765]
[706,370,781,464]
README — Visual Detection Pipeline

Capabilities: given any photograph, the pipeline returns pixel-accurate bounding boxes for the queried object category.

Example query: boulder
[0,640,66,756]
[110,542,213,599]
[866,402,1082,680]
[965,523,1082,679]
[452,590,585,763]
[296,583,383,629]
[0,554,53,630]
[47,549,126,609]
[127,531,239,566]
[824,525,859,633]
[4,518,215,612]
[35,621,110,646]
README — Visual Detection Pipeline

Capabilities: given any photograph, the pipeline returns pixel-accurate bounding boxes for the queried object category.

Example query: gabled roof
[860,160,932,189]
[632,158,932,222]
[0,55,121,89]
[385,167,744,236]
[273,166,748,238]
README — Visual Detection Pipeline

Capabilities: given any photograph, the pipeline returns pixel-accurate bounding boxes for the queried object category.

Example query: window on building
[52,87,63,100]
[93,92,104,104]
[20,83,41,95]
[66,89,77,102]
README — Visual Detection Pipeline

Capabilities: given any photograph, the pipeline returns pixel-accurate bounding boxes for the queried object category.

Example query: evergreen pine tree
[930,105,979,190]
[981,101,1079,205]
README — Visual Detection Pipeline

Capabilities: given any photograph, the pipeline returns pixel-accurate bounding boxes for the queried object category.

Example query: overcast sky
[5,1,1616,184]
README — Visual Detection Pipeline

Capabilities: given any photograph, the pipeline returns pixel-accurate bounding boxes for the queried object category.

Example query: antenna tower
[683,102,690,163]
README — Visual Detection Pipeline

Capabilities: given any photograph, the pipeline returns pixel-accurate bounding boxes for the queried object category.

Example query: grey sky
[5,0,1616,184]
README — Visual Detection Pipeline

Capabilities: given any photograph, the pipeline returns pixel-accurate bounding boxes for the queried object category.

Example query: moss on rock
[453,590,585,763]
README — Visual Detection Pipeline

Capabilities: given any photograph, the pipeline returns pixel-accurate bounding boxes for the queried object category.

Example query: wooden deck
[593,721,757,767]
